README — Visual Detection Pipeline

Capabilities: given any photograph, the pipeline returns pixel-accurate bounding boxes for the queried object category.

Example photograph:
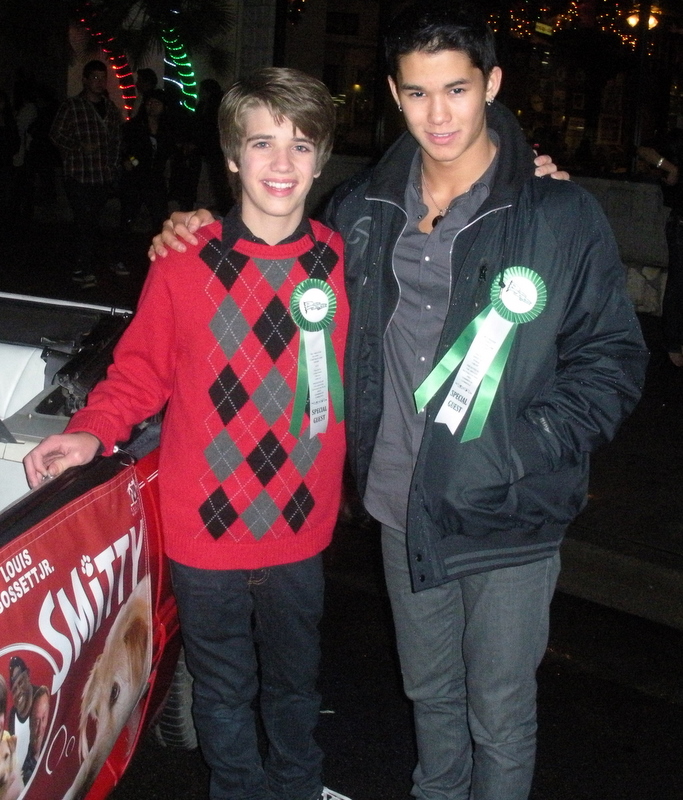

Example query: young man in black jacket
[149,4,647,797]
[324,4,646,798]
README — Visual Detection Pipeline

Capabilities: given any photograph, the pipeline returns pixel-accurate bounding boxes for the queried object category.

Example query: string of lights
[288,0,308,24]
[78,2,136,118]
[161,25,198,111]
[489,1,660,53]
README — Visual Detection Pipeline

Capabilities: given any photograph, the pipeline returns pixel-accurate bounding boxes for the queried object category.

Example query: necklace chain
[421,167,449,228]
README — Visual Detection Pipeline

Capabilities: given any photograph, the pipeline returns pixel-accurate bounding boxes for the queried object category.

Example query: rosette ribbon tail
[290,333,310,437]
[413,307,490,414]
[460,323,515,442]
[414,266,546,442]
[324,330,344,422]
[288,329,344,438]
[289,278,344,438]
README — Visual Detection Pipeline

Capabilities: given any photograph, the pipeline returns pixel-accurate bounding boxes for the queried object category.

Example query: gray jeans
[381,524,560,800]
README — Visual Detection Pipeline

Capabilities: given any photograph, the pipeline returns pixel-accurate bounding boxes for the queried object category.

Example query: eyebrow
[245,133,316,145]
[399,78,470,91]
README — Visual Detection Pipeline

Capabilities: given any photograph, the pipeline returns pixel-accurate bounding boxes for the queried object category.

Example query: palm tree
[78,0,235,73]
[0,0,234,108]
[78,0,235,109]
[0,1,72,97]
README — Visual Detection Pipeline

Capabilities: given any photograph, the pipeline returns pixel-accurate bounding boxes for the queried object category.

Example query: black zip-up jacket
[325,101,648,591]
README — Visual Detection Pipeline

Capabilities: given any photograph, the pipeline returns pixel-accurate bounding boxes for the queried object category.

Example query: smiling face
[30,691,50,755]
[228,104,319,244]
[10,667,32,720]
[389,48,501,176]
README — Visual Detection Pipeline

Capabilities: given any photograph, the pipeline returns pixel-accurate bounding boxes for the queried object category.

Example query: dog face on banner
[0,732,23,800]
[64,575,151,800]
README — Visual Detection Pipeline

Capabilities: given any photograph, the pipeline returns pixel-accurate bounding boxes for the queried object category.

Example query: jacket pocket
[426,457,587,540]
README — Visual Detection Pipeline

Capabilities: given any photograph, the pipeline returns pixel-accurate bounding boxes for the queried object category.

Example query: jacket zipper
[365,195,409,334]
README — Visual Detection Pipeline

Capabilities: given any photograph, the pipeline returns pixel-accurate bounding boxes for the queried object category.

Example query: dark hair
[0,675,7,717]
[83,60,107,79]
[9,656,28,685]
[145,88,167,106]
[384,1,498,80]
[136,68,158,88]
[218,67,336,174]
[200,78,223,97]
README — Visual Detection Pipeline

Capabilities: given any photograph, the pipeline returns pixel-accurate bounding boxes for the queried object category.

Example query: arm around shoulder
[148,209,216,260]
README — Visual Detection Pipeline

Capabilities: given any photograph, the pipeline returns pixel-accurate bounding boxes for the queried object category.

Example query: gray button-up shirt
[364,141,499,531]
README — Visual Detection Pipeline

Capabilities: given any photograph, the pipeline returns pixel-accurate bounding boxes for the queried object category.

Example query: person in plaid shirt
[51,60,122,288]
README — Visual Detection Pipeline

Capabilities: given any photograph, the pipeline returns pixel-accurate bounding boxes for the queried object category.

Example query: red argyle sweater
[67,218,349,570]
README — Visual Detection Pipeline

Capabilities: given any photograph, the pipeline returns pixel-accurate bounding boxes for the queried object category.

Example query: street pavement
[2,195,682,799]
[560,311,683,632]
[105,568,683,800]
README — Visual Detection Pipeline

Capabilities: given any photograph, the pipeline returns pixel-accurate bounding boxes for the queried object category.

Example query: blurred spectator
[165,81,201,210]
[638,130,683,367]
[0,90,19,220]
[115,89,174,275]
[25,84,60,213]
[50,60,122,288]
[12,80,37,221]
[131,68,158,118]
[195,78,232,215]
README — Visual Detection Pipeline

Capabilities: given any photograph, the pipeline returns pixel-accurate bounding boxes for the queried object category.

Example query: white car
[0,292,193,800]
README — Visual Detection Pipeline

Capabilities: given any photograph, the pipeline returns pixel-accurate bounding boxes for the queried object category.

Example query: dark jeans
[63,177,113,273]
[663,212,683,353]
[12,163,34,220]
[120,175,168,233]
[170,557,325,800]
[0,164,11,220]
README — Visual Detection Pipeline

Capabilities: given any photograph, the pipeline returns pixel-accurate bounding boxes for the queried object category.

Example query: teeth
[265,181,294,189]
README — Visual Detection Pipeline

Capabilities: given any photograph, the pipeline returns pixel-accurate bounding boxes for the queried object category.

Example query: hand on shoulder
[534,153,570,181]
[148,209,217,261]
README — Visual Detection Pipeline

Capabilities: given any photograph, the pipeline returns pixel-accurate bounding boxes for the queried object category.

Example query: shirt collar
[230,205,312,245]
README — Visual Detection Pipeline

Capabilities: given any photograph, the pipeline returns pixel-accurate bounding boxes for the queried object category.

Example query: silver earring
[398,104,402,112]
[486,98,493,106]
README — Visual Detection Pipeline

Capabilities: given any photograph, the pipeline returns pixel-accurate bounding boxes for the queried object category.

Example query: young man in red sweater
[24,68,351,800]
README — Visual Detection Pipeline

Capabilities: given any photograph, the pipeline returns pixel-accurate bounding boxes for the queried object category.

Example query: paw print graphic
[127,479,140,508]
[81,554,94,578]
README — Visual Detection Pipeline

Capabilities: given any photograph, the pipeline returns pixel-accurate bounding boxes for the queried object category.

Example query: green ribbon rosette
[413,266,547,442]
[289,278,344,438]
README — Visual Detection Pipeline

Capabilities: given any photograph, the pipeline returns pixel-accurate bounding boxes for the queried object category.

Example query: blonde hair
[219,67,336,175]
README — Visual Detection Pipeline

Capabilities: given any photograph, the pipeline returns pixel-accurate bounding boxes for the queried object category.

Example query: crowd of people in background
[1,56,681,365]
[0,77,60,224]
[1,63,232,289]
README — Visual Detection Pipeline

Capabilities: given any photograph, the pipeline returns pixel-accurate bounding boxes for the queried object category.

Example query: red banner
[0,467,152,800]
